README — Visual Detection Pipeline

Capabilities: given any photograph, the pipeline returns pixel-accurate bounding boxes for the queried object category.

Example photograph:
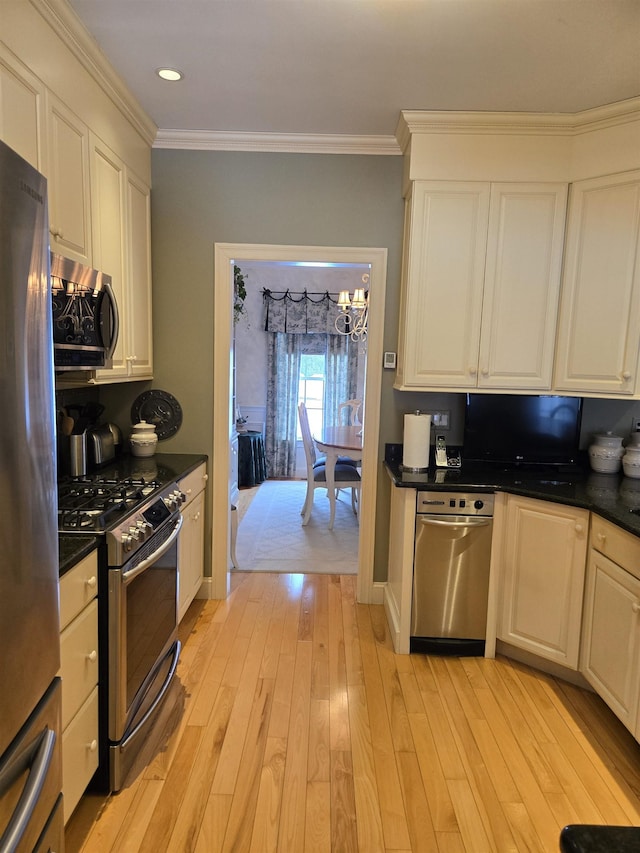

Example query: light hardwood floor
[66,572,640,852]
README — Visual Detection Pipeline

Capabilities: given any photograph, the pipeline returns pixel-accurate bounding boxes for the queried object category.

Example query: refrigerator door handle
[0,727,56,853]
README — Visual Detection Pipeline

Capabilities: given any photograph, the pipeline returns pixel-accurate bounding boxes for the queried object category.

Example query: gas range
[57,472,185,567]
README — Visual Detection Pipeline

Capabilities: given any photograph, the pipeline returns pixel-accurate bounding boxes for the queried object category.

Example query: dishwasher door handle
[418,516,492,529]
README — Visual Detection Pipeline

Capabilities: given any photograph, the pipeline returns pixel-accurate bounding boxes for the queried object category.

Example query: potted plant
[234,265,247,322]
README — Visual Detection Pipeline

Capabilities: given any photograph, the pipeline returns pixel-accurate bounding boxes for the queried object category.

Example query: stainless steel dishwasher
[411,490,494,655]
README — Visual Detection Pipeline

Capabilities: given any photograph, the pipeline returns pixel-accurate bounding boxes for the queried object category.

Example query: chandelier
[335,274,369,342]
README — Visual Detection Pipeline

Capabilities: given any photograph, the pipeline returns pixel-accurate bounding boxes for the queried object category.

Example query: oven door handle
[418,516,492,528]
[120,640,181,750]
[122,515,183,586]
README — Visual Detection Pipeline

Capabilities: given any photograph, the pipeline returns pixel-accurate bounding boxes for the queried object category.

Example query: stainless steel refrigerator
[0,141,64,851]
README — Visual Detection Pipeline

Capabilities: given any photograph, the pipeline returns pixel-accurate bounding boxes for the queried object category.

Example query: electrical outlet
[430,410,450,429]
[633,417,640,432]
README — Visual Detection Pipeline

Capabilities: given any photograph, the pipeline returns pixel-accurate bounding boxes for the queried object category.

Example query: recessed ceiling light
[156,68,183,82]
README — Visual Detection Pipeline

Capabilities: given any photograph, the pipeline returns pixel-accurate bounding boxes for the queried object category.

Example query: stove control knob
[163,496,177,511]
[136,520,151,539]
[129,525,142,542]
[176,490,186,506]
[122,533,132,552]
[474,500,484,511]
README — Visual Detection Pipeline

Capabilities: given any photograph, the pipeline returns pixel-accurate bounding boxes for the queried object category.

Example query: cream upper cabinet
[91,133,153,383]
[554,171,640,396]
[397,181,489,389]
[46,93,92,265]
[396,181,567,390]
[125,171,153,379]
[581,515,640,736]
[498,494,588,669]
[0,44,45,171]
[478,183,567,389]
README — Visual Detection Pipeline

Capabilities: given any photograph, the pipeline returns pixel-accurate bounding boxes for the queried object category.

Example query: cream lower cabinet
[581,516,640,736]
[178,463,208,621]
[498,495,588,668]
[59,550,99,824]
[554,170,640,396]
[396,181,567,391]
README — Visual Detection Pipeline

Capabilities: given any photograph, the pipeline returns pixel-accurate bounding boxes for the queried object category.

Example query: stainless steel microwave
[50,253,119,371]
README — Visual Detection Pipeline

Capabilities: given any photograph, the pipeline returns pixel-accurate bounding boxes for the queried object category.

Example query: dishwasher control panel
[416,490,494,516]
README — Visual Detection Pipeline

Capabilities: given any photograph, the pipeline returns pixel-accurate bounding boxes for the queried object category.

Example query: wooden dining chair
[338,399,362,426]
[298,402,360,526]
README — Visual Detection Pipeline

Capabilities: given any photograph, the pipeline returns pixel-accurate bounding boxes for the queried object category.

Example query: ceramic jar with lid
[623,444,640,479]
[588,432,624,474]
[130,421,158,457]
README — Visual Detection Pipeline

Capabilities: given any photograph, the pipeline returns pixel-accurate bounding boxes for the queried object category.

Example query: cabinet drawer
[59,551,98,629]
[60,599,98,729]
[590,515,640,581]
[179,462,208,507]
[62,687,99,824]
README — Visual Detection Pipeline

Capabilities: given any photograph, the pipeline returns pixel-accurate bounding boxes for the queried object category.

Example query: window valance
[263,289,342,334]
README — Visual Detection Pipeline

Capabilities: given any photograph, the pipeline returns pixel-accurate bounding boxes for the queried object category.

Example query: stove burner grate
[58,476,163,532]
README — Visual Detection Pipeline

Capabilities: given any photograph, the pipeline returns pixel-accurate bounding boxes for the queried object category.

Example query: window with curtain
[262,290,361,478]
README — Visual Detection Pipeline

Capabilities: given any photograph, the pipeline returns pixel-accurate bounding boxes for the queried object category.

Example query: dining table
[313,424,363,529]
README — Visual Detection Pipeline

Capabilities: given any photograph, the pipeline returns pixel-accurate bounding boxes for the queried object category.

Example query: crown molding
[153,129,401,155]
[396,97,640,151]
[31,0,157,147]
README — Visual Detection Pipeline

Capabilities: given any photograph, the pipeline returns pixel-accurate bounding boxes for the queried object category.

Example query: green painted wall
[102,149,406,582]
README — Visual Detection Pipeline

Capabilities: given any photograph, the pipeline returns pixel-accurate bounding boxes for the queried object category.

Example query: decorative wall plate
[131,390,183,440]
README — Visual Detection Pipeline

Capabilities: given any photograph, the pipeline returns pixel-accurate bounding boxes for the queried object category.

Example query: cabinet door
[397,181,490,388]
[554,171,640,395]
[499,495,588,668]
[478,183,567,389]
[125,171,153,379]
[178,490,205,622]
[90,133,128,380]
[0,45,45,171]
[46,94,92,264]
[581,549,640,734]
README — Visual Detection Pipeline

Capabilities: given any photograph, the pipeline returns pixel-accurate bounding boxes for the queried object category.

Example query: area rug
[235,479,359,574]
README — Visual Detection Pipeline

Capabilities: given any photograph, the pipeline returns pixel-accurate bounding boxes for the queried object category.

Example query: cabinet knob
[632,602,640,614]
[468,366,477,375]
[88,739,98,752]
[622,371,632,381]
[575,523,584,534]
[481,367,489,376]
[203,473,209,482]
[85,575,97,589]
[86,650,97,663]
[596,532,606,544]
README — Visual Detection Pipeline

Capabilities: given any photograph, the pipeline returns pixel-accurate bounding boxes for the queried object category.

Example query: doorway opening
[212,243,387,603]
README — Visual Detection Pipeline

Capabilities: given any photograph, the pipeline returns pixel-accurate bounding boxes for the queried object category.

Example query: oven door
[108,515,182,791]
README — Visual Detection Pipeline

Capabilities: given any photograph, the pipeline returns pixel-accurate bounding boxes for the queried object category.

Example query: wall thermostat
[383,351,396,369]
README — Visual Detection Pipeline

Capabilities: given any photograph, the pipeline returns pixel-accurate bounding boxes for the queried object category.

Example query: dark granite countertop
[560,824,640,852]
[58,452,208,577]
[59,534,100,577]
[384,459,640,539]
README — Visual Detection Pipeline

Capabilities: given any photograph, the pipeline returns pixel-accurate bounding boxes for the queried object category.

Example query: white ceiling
[67,0,640,147]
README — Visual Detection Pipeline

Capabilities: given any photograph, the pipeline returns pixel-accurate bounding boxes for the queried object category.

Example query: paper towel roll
[402,412,431,471]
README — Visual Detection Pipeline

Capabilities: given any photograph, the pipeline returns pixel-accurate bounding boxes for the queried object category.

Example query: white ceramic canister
[588,432,624,474]
[622,445,640,479]
[130,420,158,457]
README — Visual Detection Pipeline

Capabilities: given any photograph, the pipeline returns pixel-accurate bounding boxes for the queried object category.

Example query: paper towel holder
[401,410,431,472]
